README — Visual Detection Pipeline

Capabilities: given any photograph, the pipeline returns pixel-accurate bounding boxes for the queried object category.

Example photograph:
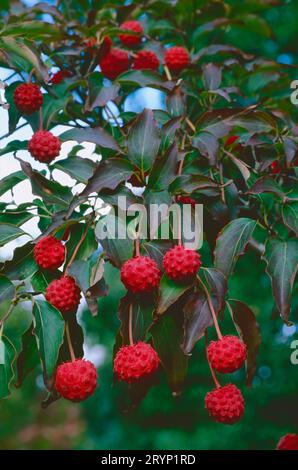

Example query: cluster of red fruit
[33,235,97,402]
[97,20,190,80]
[13,83,62,164]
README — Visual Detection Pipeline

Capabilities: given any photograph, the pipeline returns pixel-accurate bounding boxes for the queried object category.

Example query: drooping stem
[0,298,18,327]
[205,331,221,389]
[197,274,223,340]
[105,104,126,137]
[28,68,35,83]
[65,322,76,362]
[164,65,172,81]
[65,220,91,274]
[128,303,134,346]
[219,163,226,204]
[185,117,196,133]
[135,237,140,257]
[39,107,43,130]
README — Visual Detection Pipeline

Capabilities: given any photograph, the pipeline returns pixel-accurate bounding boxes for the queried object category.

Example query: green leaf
[0,242,37,280]
[182,268,227,354]
[53,156,96,184]
[228,300,261,387]
[151,309,188,394]
[249,176,285,199]
[0,335,17,399]
[202,63,222,90]
[166,87,185,117]
[0,141,28,157]
[95,214,134,268]
[0,275,15,306]
[0,37,49,81]
[16,324,40,387]
[117,70,173,91]
[0,170,26,195]
[157,274,194,315]
[127,108,161,173]
[80,158,133,196]
[31,270,59,293]
[3,81,22,133]
[40,93,70,130]
[282,202,298,236]
[32,300,65,381]
[262,239,298,323]
[169,174,220,195]
[0,223,27,246]
[60,127,121,152]
[19,159,73,208]
[214,218,257,276]
[148,143,179,191]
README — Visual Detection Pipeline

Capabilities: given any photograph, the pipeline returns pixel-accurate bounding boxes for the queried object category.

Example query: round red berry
[34,235,65,270]
[132,50,159,71]
[51,70,72,85]
[205,384,245,425]
[270,160,282,174]
[45,276,81,315]
[55,359,97,402]
[114,342,160,383]
[164,46,190,73]
[276,434,298,450]
[28,130,61,163]
[175,195,196,207]
[162,245,201,283]
[119,20,143,46]
[120,256,161,293]
[100,48,129,80]
[13,83,43,114]
[207,335,247,374]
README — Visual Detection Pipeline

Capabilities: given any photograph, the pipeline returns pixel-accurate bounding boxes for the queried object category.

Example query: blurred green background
[0,0,298,450]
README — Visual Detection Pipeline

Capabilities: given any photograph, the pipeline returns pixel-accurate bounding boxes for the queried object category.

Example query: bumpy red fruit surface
[28,130,61,163]
[163,245,201,282]
[114,342,160,383]
[45,276,81,315]
[164,46,189,73]
[51,70,72,85]
[55,359,97,402]
[120,256,161,293]
[276,434,298,450]
[34,235,65,270]
[132,50,159,71]
[119,20,143,46]
[100,48,129,80]
[207,335,247,374]
[205,384,245,424]
[13,83,43,114]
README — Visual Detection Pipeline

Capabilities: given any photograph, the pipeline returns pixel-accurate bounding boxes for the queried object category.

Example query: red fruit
[162,245,201,282]
[114,342,160,383]
[13,83,43,114]
[34,235,65,270]
[120,256,161,293]
[164,46,189,73]
[119,20,143,46]
[276,434,298,450]
[175,195,196,207]
[51,70,72,85]
[55,359,97,402]
[225,135,239,147]
[270,160,282,174]
[28,130,61,163]
[85,36,112,56]
[132,50,159,71]
[205,384,245,425]
[100,48,129,80]
[45,276,81,315]
[207,335,247,374]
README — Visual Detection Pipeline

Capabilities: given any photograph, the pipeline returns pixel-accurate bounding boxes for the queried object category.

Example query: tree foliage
[0,0,297,421]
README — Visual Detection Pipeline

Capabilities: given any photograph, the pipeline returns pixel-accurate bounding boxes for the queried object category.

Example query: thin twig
[197,275,222,340]
[205,331,221,389]
[164,65,172,81]
[65,221,91,273]
[65,322,76,362]
[105,104,126,137]
[0,297,18,326]
[128,303,134,346]
[185,117,196,133]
